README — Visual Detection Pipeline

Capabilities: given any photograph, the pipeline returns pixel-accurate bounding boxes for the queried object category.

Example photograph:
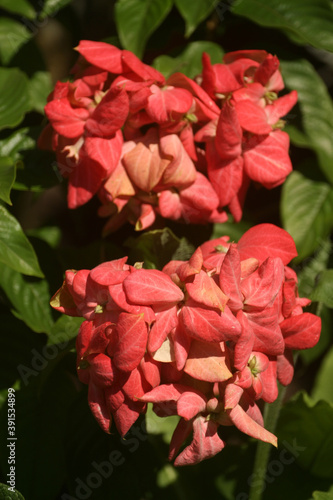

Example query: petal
[184,340,232,382]
[237,223,298,265]
[123,269,184,306]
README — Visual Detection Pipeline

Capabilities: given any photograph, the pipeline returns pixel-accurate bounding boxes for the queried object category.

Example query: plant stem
[248,384,287,500]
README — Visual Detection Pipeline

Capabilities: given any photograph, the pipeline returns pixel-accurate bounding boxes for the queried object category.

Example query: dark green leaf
[28,71,52,114]
[0,68,30,129]
[281,59,333,185]
[115,0,173,58]
[0,18,32,65]
[312,346,333,404]
[232,0,333,53]
[153,41,224,79]
[48,316,83,346]
[126,228,194,269]
[0,0,35,19]
[0,156,15,204]
[310,269,333,308]
[277,392,333,479]
[0,313,46,388]
[0,364,76,500]
[0,206,44,277]
[26,226,61,249]
[174,0,217,37]
[297,238,331,298]
[281,171,333,261]
[0,483,25,500]
[211,219,252,242]
[0,262,53,333]
[0,128,35,161]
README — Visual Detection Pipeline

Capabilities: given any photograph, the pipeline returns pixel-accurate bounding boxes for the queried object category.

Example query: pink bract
[50,224,321,466]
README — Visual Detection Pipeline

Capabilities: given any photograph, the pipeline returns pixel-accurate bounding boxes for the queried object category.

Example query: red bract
[40,42,297,229]
[50,224,320,466]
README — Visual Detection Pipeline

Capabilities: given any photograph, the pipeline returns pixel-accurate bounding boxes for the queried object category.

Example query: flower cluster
[40,42,297,231]
[50,224,320,466]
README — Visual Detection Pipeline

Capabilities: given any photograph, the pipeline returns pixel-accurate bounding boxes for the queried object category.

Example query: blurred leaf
[310,491,333,500]
[281,171,333,261]
[115,0,173,58]
[48,316,83,346]
[153,41,224,79]
[0,0,35,18]
[14,149,59,191]
[310,269,333,308]
[146,404,179,444]
[40,0,72,18]
[277,392,333,479]
[0,263,53,333]
[285,124,310,148]
[281,59,333,185]
[0,68,30,129]
[312,346,333,404]
[232,0,333,53]
[27,226,61,249]
[211,219,252,242]
[28,71,52,114]
[0,128,35,161]
[297,238,331,298]
[174,0,217,37]
[0,206,44,277]
[0,156,15,204]
[126,228,194,269]
[0,483,25,499]
[0,18,32,65]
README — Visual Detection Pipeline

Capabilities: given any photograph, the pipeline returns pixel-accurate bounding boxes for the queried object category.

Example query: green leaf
[310,269,333,308]
[126,228,194,269]
[153,41,224,79]
[277,392,333,479]
[0,68,31,130]
[0,0,35,19]
[297,238,331,298]
[40,0,72,18]
[115,0,173,58]
[284,124,310,148]
[174,0,217,37]
[0,18,32,65]
[0,128,35,161]
[26,226,61,249]
[0,263,53,333]
[0,483,25,500]
[312,346,333,404]
[281,59,333,185]
[0,156,15,204]
[232,0,333,53]
[310,491,333,500]
[28,72,52,114]
[211,219,252,242]
[281,171,333,261]
[48,316,83,346]
[0,206,44,277]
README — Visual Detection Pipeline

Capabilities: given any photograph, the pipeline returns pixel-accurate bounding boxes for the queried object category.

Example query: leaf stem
[248,383,287,500]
